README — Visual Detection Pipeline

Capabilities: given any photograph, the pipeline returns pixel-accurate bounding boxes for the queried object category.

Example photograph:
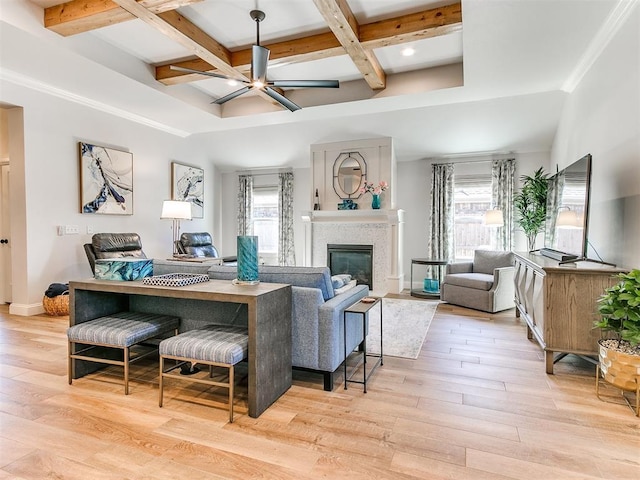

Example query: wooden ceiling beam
[110,0,286,108]
[44,0,204,36]
[312,0,385,90]
[359,3,463,48]
[111,0,242,79]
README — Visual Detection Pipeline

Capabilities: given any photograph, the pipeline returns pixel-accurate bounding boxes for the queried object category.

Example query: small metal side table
[343,297,383,393]
[410,258,448,299]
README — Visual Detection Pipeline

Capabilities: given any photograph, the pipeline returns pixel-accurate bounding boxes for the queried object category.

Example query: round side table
[410,258,448,298]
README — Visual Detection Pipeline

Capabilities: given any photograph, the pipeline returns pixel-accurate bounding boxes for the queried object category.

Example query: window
[251,186,279,264]
[453,173,492,260]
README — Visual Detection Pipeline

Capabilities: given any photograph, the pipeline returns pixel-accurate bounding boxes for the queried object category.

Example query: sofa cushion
[473,250,514,275]
[207,265,335,300]
[443,273,494,291]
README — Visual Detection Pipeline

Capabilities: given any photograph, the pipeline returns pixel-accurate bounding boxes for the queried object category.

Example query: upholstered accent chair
[176,232,237,265]
[441,250,515,313]
[84,233,147,275]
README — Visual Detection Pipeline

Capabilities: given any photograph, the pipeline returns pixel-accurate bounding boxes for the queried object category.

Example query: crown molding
[562,0,639,92]
[0,69,190,138]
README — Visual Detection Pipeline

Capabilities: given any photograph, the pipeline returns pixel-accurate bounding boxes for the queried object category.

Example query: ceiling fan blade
[252,45,269,83]
[170,65,248,84]
[263,87,301,112]
[213,86,253,105]
[269,79,340,88]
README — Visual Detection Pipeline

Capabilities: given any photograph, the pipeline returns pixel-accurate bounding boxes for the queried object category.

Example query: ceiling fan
[171,9,340,112]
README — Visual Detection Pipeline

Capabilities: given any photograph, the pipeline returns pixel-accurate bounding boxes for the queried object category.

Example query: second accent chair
[441,249,515,313]
[176,232,237,265]
[84,233,147,275]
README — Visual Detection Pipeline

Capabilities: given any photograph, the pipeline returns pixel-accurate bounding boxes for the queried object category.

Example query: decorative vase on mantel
[371,194,381,210]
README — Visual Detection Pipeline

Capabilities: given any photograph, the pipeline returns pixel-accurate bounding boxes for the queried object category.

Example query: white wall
[1,83,216,313]
[551,6,640,269]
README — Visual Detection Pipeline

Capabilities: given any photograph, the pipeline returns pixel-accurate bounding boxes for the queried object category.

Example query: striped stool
[159,325,249,422]
[68,311,180,394]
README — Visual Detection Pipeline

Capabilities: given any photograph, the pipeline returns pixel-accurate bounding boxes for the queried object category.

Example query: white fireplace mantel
[301,209,405,296]
[301,209,403,225]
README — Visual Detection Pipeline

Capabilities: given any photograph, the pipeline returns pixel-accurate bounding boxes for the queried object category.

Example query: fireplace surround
[302,209,404,296]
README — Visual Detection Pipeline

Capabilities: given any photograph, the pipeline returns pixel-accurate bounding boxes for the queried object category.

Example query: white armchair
[441,250,515,313]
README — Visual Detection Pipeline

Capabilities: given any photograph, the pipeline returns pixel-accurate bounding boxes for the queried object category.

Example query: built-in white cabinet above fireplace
[310,137,397,211]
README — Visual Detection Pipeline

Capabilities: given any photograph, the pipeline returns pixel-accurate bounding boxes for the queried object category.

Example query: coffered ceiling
[38,0,464,117]
[1,1,629,167]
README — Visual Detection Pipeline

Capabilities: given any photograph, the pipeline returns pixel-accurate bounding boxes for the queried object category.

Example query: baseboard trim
[9,302,45,316]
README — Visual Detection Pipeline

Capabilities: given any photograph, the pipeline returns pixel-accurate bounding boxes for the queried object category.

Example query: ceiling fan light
[253,80,265,89]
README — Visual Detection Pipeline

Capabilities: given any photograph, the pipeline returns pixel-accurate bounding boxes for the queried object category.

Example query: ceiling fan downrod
[250,10,266,46]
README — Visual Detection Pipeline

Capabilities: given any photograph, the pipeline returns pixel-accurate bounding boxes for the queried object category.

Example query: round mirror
[333,152,366,199]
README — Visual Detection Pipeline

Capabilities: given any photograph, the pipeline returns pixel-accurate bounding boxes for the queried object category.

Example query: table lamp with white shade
[161,200,192,255]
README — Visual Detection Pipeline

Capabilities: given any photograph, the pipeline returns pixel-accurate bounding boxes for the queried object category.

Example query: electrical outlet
[57,226,64,236]
[65,225,79,235]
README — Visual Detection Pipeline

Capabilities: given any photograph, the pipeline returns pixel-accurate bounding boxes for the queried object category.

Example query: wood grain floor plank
[1,299,637,479]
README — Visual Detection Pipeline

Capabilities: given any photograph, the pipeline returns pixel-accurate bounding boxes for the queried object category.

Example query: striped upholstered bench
[158,325,249,422]
[68,311,180,394]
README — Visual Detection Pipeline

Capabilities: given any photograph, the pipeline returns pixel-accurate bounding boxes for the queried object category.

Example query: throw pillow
[334,279,357,295]
[331,274,352,289]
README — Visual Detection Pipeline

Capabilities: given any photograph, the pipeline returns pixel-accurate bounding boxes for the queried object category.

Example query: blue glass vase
[237,235,259,284]
[371,194,381,209]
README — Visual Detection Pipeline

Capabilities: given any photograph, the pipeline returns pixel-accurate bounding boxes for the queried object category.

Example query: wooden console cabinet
[513,252,625,374]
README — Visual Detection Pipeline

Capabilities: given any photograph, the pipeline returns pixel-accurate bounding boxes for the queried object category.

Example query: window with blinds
[251,186,279,263]
[453,173,493,260]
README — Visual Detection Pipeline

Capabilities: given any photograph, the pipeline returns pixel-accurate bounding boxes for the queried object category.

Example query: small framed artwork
[79,142,133,215]
[171,161,204,218]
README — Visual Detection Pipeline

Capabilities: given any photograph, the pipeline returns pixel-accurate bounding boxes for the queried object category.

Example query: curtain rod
[236,168,292,177]
[432,157,515,166]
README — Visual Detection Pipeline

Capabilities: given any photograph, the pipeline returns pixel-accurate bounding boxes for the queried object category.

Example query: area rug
[365,298,438,359]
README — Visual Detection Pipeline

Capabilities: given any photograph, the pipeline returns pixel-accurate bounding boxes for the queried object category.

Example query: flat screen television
[542,154,592,263]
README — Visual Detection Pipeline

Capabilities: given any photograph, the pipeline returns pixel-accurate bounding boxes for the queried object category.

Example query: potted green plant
[513,167,549,251]
[594,269,640,413]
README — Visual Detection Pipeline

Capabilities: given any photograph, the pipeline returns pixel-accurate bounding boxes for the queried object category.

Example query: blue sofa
[152,261,369,390]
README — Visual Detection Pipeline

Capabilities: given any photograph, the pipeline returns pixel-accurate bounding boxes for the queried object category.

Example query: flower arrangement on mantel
[360,181,389,209]
[360,181,389,196]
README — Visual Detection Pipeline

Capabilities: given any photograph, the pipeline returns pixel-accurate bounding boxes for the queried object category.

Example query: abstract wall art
[172,161,204,218]
[79,142,133,215]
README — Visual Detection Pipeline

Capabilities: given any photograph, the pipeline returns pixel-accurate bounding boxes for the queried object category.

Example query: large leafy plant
[595,269,640,346]
[513,167,549,251]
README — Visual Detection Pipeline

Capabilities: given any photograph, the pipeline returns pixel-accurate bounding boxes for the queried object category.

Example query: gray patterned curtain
[237,175,253,236]
[278,172,296,266]
[491,158,516,250]
[428,163,455,274]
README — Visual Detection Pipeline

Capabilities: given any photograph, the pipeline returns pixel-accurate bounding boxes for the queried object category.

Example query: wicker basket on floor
[43,292,69,316]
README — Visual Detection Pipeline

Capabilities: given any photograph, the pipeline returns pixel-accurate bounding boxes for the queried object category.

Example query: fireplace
[327,244,373,288]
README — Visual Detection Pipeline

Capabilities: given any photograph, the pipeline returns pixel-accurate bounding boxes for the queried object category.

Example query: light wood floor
[1,297,638,479]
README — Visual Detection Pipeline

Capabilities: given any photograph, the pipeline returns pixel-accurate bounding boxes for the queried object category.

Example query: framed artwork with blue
[79,142,133,215]
[171,161,204,218]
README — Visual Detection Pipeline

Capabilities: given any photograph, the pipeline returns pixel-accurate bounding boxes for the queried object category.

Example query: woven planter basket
[43,293,69,316]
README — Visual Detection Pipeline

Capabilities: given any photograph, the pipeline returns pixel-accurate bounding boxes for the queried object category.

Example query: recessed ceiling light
[401,47,415,57]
